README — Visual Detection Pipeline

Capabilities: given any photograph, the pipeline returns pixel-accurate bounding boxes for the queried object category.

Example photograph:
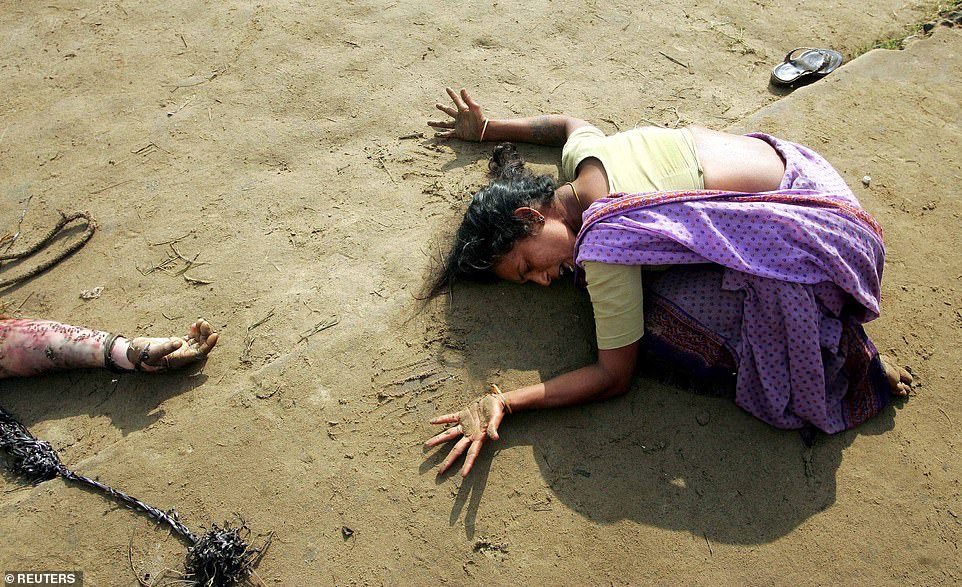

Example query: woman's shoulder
[568,124,606,139]
[561,125,608,178]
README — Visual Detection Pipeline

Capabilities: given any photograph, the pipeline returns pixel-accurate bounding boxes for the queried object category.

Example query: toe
[899,367,914,386]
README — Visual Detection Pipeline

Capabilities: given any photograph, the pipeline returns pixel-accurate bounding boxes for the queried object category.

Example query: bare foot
[880,355,913,397]
[127,319,219,372]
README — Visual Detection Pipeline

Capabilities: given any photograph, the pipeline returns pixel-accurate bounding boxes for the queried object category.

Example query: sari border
[575,189,884,256]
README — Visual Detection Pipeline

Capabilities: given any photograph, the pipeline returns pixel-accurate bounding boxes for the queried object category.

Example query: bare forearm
[503,362,627,412]
[0,319,107,377]
[484,115,587,147]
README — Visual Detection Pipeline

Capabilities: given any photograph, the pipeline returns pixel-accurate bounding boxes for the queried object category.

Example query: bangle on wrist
[103,334,134,373]
[489,383,512,414]
[479,118,490,143]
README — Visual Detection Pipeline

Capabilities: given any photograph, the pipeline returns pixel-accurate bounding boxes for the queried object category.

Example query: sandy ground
[1,1,961,585]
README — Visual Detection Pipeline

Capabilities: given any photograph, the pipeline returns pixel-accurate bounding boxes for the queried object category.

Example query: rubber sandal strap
[787,48,830,72]
[785,47,816,63]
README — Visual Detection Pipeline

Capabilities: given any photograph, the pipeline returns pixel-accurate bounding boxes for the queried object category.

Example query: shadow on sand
[0,367,209,440]
[427,278,898,545]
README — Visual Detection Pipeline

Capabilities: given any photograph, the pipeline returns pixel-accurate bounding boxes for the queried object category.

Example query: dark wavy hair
[425,143,556,298]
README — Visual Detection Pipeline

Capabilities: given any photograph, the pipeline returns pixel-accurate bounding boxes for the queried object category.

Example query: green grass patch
[854,0,962,57]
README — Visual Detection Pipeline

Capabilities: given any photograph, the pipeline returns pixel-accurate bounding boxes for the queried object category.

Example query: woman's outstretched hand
[427,87,487,141]
[425,393,506,477]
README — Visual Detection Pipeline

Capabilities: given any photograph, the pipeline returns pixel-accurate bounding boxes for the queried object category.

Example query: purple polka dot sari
[574,134,891,433]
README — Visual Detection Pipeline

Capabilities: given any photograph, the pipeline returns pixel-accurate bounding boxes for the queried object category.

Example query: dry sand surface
[1,1,961,585]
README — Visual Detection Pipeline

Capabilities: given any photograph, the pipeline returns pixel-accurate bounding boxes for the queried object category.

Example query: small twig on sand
[16,292,35,312]
[169,244,193,262]
[169,244,208,276]
[658,50,690,71]
[248,308,275,331]
[174,254,201,276]
[139,253,177,275]
[183,274,212,286]
[241,334,256,364]
[132,143,169,156]
[704,533,713,556]
[660,106,682,128]
[170,67,226,91]
[2,195,33,252]
[634,117,665,128]
[298,316,339,343]
[150,231,193,246]
[376,156,398,186]
[249,568,268,587]
[128,535,151,587]
[600,117,621,132]
[938,407,952,425]
[90,179,134,195]
[167,98,193,117]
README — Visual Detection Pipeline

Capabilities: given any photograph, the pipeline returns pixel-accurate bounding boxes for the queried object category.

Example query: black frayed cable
[1,406,270,586]
[0,406,67,482]
[186,522,271,587]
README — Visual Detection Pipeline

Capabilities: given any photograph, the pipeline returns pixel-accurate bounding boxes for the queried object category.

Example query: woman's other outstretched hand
[425,393,506,477]
[428,87,487,141]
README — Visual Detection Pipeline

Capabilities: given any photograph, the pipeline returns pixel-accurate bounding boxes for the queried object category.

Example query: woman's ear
[513,207,546,225]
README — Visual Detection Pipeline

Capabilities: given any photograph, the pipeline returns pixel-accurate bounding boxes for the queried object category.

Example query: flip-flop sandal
[770,47,844,87]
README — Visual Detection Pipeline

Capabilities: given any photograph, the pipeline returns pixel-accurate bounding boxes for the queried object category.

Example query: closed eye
[516,264,528,284]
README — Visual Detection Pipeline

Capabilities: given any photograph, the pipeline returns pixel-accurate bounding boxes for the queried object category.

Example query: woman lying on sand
[423,88,912,477]
[0,317,218,378]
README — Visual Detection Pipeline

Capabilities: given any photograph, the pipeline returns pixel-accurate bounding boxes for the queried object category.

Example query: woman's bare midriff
[688,126,786,193]
[572,127,786,207]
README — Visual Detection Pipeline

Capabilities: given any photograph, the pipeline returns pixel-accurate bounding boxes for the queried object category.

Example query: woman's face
[492,215,576,287]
